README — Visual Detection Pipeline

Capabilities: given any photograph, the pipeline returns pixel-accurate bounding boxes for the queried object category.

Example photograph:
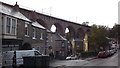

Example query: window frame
[11,19,17,35]
[6,17,11,34]
[5,16,17,35]
[25,22,29,36]
[32,27,36,39]
[40,32,43,40]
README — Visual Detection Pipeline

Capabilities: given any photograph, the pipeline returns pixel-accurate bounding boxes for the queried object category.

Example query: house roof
[32,21,46,29]
[55,33,67,41]
[0,3,31,22]
[47,29,52,32]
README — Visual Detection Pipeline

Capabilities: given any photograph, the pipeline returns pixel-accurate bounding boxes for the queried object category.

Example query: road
[50,52,118,68]
[82,53,118,66]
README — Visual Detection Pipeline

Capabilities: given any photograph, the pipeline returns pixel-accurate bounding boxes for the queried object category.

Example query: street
[50,51,118,68]
[83,53,118,66]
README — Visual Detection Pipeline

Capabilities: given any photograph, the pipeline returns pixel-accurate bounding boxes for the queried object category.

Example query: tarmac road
[50,51,119,68]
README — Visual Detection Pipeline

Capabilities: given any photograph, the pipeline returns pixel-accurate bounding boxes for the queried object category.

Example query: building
[47,32,67,59]
[1,2,30,51]
[1,2,47,55]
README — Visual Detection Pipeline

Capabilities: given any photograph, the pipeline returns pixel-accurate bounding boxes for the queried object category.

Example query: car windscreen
[35,51,41,56]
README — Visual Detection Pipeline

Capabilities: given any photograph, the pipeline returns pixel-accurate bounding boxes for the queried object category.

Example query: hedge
[81,51,99,58]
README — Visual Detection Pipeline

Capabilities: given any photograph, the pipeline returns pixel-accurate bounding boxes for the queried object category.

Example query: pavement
[84,57,97,61]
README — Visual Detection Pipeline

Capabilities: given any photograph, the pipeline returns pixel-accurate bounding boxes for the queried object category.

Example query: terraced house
[1,2,47,54]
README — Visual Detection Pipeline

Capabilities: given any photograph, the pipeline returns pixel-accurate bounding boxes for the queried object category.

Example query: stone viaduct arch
[64,26,75,40]
[36,15,89,40]
[20,9,90,39]
[77,28,85,39]
[50,23,64,35]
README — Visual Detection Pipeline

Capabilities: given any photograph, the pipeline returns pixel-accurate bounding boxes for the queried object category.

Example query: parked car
[109,50,114,56]
[66,55,77,60]
[97,51,109,58]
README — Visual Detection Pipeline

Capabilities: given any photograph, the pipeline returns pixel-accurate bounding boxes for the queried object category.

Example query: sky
[1,0,120,28]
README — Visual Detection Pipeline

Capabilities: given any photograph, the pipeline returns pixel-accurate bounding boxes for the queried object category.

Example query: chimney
[14,2,19,11]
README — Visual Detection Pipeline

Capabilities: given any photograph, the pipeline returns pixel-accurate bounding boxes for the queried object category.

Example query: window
[25,23,29,36]
[40,33,43,40]
[2,17,4,33]
[32,27,36,39]
[6,17,11,34]
[6,17,17,35]
[11,19,16,34]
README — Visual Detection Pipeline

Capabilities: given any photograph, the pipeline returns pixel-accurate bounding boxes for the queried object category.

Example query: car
[113,49,116,53]
[66,55,77,60]
[109,50,114,56]
[97,51,109,58]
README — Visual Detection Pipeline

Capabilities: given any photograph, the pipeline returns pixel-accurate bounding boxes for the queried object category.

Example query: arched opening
[50,23,64,35]
[65,28,69,33]
[51,25,56,32]
[20,42,32,50]
[76,28,85,53]
[65,26,75,56]
[65,26,75,40]
[77,28,85,39]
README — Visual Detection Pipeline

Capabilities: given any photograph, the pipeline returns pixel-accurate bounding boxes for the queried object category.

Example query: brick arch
[65,26,76,40]
[50,23,64,35]
[36,19,48,29]
[77,28,85,39]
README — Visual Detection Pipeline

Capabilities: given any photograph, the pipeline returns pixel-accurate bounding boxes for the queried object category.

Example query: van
[2,50,41,67]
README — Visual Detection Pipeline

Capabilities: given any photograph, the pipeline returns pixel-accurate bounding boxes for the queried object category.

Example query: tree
[108,24,120,44]
[82,22,89,26]
[88,24,109,51]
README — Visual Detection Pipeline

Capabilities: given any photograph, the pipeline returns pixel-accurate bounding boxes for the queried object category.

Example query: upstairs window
[2,17,4,33]
[6,17,11,34]
[25,23,29,36]
[6,17,17,35]
[11,19,16,34]
[40,33,43,40]
[32,27,36,39]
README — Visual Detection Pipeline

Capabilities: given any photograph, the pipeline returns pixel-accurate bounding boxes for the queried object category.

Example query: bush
[81,51,99,58]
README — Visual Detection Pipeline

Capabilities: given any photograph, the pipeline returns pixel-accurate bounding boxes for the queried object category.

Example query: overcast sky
[1,0,120,28]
